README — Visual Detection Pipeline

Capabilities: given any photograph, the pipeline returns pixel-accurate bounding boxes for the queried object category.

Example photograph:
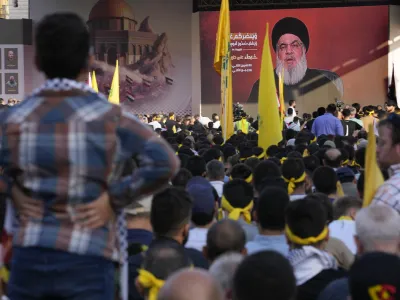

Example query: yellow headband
[338,216,353,221]
[285,225,328,245]
[311,137,317,143]
[137,269,165,300]
[229,174,253,184]
[342,159,349,166]
[336,181,345,197]
[257,153,265,159]
[368,111,375,116]
[303,149,310,157]
[221,196,253,224]
[178,144,182,149]
[283,172,306,194]
[280,157,287,164]
[350,160,361,168]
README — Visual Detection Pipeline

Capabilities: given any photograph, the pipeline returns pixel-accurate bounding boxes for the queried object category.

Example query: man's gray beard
[276,53,308,86]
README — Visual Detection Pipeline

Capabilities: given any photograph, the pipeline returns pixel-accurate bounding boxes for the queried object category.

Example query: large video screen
[200,6,389,114]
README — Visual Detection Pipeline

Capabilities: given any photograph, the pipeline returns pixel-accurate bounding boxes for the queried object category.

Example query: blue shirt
[246,234,289,256]
[311,113,344,137]
[317,278,349,300]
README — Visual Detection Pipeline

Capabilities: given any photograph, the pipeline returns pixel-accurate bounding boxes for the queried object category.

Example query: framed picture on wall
[5,73,18,94]
[4,48,18,70]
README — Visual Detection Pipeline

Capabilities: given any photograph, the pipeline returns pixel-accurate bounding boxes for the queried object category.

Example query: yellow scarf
[280,157,287,164]
[338,216,353,221]
[285,225,328,245]
[137,269,165,300]
[221,196,253,224]
[341,159,349,166]
[336,181,345,197]
[229,174,253,184]
[283,172,306,194]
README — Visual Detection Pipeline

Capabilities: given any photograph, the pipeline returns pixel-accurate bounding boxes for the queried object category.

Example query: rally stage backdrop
[200,6,389,114]
[29,0,192,115]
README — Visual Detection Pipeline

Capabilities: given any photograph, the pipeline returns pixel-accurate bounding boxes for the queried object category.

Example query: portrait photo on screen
[4,48,18,70]
[200,6,389,114]
[5,73,18,94]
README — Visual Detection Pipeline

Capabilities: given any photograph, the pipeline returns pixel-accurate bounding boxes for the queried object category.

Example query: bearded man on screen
[247,17,343,114]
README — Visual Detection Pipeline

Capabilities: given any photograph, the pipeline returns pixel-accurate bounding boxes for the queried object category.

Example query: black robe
[247,68,343,114]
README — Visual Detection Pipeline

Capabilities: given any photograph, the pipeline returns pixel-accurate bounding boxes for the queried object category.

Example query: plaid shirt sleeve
[109,111,180,209]
[0,110,13,195]
[371,180,400,214]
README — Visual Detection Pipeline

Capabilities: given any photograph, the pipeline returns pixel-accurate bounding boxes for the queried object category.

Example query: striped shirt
[0,81,179,260]
[371,164,400,213]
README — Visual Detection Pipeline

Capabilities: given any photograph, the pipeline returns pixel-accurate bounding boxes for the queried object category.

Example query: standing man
[372,113,400,213]
[1,13,179,300]
[312,104,344,137]
[341,108,361,137]
[247,17,343,113]
[287,100,297,116]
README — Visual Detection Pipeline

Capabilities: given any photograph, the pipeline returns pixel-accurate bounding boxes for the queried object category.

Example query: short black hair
[142,240,191,281]
[257,187,289,231]
[233,251,296,300]
[287,108,294,115]
[289,100,295,106]
[35,13,90,79]
[342,109,351,118]
[317,107,326,116]
[203,148,222,164]
[186,156,207,177]
[245,157,260,171]
[171,168,193,188]
[281,158,306,184]
[333,196,362,220]
[355,147,366,168]
[151,187,193,238]
[312,166,338,195]
[266,145,280,157]
[230,163,252,181]
[206,219,246,261]
[326,104,337,114]
[303,193,333,223]
[312,111,318,118]
[223,179,253,208]
[285,199,328,247]
[378,116,400,145]
[303,155,321,173]
[253,160,283,193]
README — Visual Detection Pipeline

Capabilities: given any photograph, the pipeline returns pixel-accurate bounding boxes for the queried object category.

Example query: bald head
[323,148,342,168]
[158,268,224,300]
[204,219,246,262]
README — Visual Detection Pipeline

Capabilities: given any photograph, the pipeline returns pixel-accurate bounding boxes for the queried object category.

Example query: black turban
[272,17,310,53]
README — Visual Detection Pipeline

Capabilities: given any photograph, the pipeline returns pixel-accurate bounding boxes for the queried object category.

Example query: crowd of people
[0,11,399,300]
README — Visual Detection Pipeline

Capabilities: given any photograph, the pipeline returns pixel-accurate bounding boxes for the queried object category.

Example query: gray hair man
[206,159,225,198]
[209,253,244,300]
[318,205,400,300]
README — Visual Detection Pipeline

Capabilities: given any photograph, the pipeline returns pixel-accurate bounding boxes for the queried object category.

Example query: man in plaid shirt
[0,13,179,300]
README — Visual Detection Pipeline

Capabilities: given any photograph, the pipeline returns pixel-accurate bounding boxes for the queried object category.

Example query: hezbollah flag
[213,0,234,141]
[363,123,384,207]
[258,23,282,150]
[92,70,99,93]
[109,60,119,105]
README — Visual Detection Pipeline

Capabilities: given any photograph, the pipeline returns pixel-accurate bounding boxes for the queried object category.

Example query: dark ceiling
[193,0,396,12]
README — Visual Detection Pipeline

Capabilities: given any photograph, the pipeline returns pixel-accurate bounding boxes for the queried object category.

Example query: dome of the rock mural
[89,0,135,21]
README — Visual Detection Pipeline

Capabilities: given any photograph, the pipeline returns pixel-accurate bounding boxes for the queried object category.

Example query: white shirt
[210,180,224,198]
[284,116,294,125]
[148,121,161,130]
[287,106,297,116]
[329,220,357,254]
[185,227,208,251]
[290,194,306,201]
[213,121,221,129]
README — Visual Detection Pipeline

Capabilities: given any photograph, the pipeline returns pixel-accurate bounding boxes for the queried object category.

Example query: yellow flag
[213,0,234,141]
[258,23,282,150]
[279,71,285,128]
[109,60,119,105]
[92,71,99,93]
[363,124,384,207]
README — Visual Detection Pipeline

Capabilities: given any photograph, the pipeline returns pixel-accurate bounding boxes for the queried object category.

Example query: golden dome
[89,0,135,21]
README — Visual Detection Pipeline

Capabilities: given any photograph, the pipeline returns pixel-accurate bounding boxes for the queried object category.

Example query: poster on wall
[4,48,18,70]
[200,6,389,114]
[29,0,193,115]
[5,73,18,94]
